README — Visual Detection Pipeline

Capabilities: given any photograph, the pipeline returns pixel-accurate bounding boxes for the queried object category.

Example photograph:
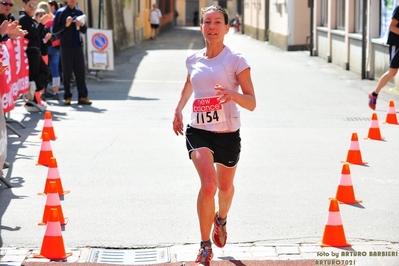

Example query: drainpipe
[361,0,367,79]
[309,0,314,56]
[98,0,104,29]
[87,0,93,27]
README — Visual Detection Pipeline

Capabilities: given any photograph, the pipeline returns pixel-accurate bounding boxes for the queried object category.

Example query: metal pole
[309,0,314,56]
[98,0,103,29]
[361,0,367,79]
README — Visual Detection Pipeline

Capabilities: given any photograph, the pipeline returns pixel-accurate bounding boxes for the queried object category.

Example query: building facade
[239,0,399,85]
[312,0,397,83]
[10,0,397,85]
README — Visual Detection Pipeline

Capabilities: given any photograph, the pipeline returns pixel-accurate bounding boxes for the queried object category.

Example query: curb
[1,242,398,265]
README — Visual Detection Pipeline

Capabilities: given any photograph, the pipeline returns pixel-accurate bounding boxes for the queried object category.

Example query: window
[320,0,328,27]
[336,0,345,30]
[354,0,363,33]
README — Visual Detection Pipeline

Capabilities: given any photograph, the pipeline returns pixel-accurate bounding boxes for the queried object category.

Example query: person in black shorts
[149,3,162,40]
[368,5,399,110]
[172,5,256,266]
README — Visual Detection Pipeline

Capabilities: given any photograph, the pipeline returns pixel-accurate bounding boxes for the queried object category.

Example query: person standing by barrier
[149,3,162,40]
[0,0,15,24]
[39,0,61,100]
[19,0,52,112]
[174,9,178,26]
[52,0,91,105]
[368,5,399,110]
[172,5,256,266]
[0,0,28,41]
[0,0,16,41]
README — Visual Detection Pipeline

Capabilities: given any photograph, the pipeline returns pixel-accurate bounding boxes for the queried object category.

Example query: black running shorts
[185,125,241,168]
[389,45,399,68]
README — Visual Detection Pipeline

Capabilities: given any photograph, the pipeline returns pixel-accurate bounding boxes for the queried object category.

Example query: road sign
[87,28,114,71]
[92,33,108,51]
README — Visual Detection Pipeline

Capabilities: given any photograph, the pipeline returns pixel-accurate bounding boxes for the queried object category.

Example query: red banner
[0,38,30,113]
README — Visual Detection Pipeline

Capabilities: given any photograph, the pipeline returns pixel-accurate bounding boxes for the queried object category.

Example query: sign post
[87,28,114,77]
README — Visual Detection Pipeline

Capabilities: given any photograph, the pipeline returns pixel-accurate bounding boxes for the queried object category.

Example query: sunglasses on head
[1,2,14,7]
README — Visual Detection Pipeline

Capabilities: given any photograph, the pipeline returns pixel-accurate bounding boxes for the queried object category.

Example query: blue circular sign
[92,33,108,51]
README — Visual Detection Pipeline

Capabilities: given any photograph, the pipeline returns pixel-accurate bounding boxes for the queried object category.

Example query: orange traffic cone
[365,113,384,140]
[34,208,72,260]
[41,111,57,140]
[384,100,399,125]
[39,181,67,226]
[39,157,70,196]
[320,199,351,247]
[334,163,362,204]
[342,133,367,165]
[37,132,53,167]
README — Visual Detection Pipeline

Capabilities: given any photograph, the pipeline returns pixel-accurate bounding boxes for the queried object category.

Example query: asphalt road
[1,26,398,257]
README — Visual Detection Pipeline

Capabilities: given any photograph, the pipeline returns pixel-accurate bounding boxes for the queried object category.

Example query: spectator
[40,0,61,100]
[34,6,50,64]
[193,9,199,26]
[0,0,16,41]
[0,0,15,24]
[33,7,51,90]
[48,0,59,14]
[52,0,92,105]
[233,14,241,33]
[0,0,28,40]
[174,9,178,26]
[19,0,52,112]
[0,20,27,41]
[149,3,162,40]
[37,1,50,13]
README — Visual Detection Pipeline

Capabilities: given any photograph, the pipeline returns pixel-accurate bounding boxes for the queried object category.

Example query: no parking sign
[87,28,114,71]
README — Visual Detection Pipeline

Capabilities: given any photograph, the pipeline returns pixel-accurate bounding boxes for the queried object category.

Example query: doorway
[185,0,199,26]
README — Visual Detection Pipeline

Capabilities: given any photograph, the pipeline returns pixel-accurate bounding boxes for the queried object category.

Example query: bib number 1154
[191,97,226,125]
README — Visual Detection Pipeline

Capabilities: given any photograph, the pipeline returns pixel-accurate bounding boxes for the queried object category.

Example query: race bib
[191,97,226,125]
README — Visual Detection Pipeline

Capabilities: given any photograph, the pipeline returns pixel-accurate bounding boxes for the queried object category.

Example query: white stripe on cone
[339,174,353,186]
[325,211,343,226]
[349,140,360,151]
[44,221,62,237]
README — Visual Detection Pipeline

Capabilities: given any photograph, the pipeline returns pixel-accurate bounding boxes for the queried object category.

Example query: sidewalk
[1,27,399,266]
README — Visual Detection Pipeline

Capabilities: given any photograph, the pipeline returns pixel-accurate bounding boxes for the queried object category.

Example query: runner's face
[200,10,229,43]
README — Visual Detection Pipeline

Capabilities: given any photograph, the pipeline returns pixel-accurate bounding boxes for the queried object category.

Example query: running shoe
[212,212,227,248]
[195,246,213,266]
[368,92,377,110]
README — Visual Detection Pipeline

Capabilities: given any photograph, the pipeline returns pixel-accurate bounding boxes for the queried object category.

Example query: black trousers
[27,50,48,91]
[60,46,88,100]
